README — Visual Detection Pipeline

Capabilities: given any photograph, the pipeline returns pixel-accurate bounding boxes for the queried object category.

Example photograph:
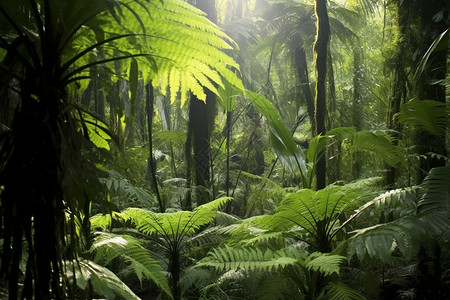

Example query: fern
[89,232,172,297]
[324,282,367,300]
[101,0,245,106]
[305,252,345,276]
[69,259,141,299]
[396,99,449,137]
[198,245,301,272]
[119,197,231,237]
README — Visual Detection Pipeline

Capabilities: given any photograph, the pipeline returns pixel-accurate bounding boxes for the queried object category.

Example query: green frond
[417,166,450,214]
[199,245,299,273]
[119,197,231,237]
[324,282,367,300]
[305,252,345,276]
[90,212,124,230]
[396,99,449,137]
[351,130,403,167]
[70,259,141,299]
[273,186,362,233]
[101,170,155,207]
[245,90,308,180]
[90,232,172,297]
[348,222,415,264]
[256,275,292,300]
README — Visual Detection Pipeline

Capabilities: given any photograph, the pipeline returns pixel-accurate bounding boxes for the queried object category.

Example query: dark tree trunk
[351,44,363,180]
[293,44,315,135]
[313,0,330,190]
[415,0,448,182]
[186,0,217,206]
[146,83,164,212]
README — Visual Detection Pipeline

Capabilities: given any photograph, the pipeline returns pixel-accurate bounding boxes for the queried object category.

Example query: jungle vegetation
[0,0,448,299]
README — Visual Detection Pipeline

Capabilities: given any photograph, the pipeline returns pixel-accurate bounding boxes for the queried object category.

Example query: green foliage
[90,231,172,297]
[347,166,450,265]
[324,282,367,300]
[119,197,231,236]
[198,245,301,272]
[396,99,449,137]
[305,252,345,276]
[245,90,308,184]
[265,184,367,252]
[69,259,141,300]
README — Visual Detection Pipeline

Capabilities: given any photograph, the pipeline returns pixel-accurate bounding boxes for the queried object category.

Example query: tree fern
[119,197,231,237]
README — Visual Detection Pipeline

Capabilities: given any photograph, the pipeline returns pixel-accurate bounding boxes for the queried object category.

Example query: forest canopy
[0,0,449,299]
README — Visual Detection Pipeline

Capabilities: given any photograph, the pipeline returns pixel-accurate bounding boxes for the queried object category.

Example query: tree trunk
[351,44,363,180]
[415,0,447,182]
[313,0,330,190]
[386,1,409,187]
[146,82,164,212]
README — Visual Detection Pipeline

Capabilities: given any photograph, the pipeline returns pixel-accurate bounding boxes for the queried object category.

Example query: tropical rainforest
[0,0,449,299]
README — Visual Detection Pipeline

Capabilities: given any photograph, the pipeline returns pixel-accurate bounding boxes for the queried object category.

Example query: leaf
[325,282,367,300]
[245,90,307,180]
[396,99,449,137]
[198,245,299,273]
[70,259,141,300]
[305,252,345,276]
[415,29,449,79]
[90,232,172,297]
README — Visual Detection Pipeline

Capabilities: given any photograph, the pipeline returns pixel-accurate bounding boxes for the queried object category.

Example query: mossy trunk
[313,0,330,190]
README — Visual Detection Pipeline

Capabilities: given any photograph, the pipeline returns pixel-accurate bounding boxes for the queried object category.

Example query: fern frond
[90,232,172,297]
[199,245,299,273]
[352,130,403,167]
[119,197,231,237]
[305,252,345,276]
[347,221,415,264]
[70,259,140,299]
[396,100,449,136]
[417,166,450,214]
[325,282,367,300]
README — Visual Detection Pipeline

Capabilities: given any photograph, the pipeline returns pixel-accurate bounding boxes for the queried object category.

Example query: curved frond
[325,282,367,300]
[396,99,449,137]
[305,252,345,276]
[70,259,141,300]
[198,245,301,273]
[90,232,172,297]
[119,197,232,237]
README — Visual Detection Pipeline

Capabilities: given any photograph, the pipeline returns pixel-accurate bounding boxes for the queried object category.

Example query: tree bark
[313,0,330,190]
[415,0,448,182]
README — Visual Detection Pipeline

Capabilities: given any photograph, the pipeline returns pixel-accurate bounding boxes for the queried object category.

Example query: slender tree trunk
[313,0,330,190]
[146,82,164,212]
[293,44,315,135]
[187,0,217,205]
[351,44,363,180]
[386,2,409,187]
